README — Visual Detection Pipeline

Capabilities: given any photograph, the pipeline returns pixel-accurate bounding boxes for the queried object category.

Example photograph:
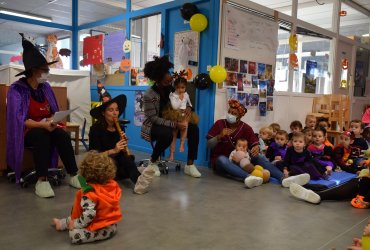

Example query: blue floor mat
[269,172,357,188]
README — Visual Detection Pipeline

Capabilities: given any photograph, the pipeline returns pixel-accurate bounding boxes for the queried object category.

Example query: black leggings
[150,123,199,162]
[112,153,140,183]
[316,178,359,201]
[24,128,78,177]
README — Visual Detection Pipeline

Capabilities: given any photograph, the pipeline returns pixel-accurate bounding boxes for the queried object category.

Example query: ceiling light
[363,34,369,37]
[0,9,52,22]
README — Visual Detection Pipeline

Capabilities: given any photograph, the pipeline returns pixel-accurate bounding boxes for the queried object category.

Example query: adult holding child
[141,55,201,178]
[207,99,310,188]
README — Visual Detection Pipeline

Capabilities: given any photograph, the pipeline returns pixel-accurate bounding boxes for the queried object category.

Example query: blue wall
[91,0,220,166]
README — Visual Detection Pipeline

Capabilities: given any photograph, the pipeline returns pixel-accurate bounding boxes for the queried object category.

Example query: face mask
[226,113,237,124]
[37,72,49,84]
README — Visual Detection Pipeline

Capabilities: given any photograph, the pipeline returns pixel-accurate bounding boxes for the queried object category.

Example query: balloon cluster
[180,3,208,32]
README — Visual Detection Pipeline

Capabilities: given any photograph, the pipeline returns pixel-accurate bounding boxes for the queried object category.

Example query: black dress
[89,123,140,183]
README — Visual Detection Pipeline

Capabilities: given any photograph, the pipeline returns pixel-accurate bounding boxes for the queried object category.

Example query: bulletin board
[216,2,279,130]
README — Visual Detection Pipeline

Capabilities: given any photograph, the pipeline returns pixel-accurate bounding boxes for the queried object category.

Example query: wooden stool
[65,122,80,155]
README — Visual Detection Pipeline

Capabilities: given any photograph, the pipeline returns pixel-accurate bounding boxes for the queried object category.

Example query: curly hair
[79,151,116,184]
[144,55,174,83]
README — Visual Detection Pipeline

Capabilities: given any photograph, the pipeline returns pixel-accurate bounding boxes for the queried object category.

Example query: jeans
[215,155,284,181]
[251,155,284,180]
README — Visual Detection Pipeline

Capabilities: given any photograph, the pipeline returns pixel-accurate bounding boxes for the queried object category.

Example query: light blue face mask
[226,113,237,124]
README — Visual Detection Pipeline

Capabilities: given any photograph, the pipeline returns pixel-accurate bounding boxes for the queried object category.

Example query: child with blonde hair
[269,123,281,140]
[259,126,273,154]
[304,114,317,130]
[52,151,122,244]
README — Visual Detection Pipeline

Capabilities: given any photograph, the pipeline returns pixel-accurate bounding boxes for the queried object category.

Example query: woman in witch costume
[6,34,80,198]
[89,93,155,194]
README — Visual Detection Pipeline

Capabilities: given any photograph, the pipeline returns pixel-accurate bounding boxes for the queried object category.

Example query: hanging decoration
[180,3,199,21]
[83,34,103,66]
[209,65,227,83]
[340,58,349,89]
[123,39,132,53]
[339,10,347,16]
[190,13,208,32]
[289,33,298,70]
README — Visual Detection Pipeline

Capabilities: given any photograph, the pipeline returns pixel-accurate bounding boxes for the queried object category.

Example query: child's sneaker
[289,183,321,204]
[282,173,310,188]
[351,195,370,209]
[244,176,263,188]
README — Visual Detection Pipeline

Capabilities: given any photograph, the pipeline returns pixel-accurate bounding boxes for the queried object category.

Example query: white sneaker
[69,175,81,189]
[184,164,201,178]
[35,180,55,198]
[289,183,321,204]
[149,162,161,177]
[282,173,310,188]
[244,176,263,188]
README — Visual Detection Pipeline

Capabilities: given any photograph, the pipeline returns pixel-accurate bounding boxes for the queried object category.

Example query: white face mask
[226,113,237,124]
[37,72,49,84]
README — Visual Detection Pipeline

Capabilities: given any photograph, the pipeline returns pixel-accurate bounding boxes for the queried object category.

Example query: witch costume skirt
[162,106,199,124]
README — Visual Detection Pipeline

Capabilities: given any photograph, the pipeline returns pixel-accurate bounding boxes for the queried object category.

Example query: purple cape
[6,79,59,182]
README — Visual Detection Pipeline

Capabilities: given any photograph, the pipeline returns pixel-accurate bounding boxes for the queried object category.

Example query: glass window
[0,19,71,70]
[275,29,290,91]
[247,0,292,15]
[79,0,125,25]
[340,3,370,45]
[298,0,333,31]
[131,0,174,10]
[56,37,71,70]
[292,34,332,94]
[79,20,126,85]
[354,47,370,97]
[130,14,161,85]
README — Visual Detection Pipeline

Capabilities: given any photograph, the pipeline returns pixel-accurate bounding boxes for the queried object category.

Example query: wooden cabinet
[0,84,67,173]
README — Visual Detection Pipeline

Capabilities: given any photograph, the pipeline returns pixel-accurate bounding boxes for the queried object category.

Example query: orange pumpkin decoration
[342,58,349,70]
[289,53,299,69]
[185,67,193,80]
[120,58,131,72]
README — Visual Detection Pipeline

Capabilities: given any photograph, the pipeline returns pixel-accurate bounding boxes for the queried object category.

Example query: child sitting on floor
[333,131,356,173]
[316,117,334,148]
[277,132,327,180]
[304,114,317,130]
[258,126,273,154]
[266,130,289,163]
[362,126,370,148]
[162,71,199,161]
[52,151,122,244]
[302,127,313,146]
[269,123,281,141]
[307,127,335,175]
[288,120,303,141]
[229,138,254,172]
[350,119,369,167]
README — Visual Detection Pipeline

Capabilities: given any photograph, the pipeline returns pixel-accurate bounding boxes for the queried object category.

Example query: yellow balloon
[209,65,227,83]
[190,13,208,32]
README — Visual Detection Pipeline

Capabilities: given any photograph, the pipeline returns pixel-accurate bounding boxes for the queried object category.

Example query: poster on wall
[226,87,237,101]
[304,60,317,93]
[134,91,145,126]
[174,30,199,81]
[83,34,103,65]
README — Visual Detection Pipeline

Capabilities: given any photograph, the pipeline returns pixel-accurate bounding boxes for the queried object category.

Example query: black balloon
[180,3,199,21]
[193,73,211,90]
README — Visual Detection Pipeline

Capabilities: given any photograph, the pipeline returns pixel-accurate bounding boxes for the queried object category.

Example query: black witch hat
[15,33,57,77]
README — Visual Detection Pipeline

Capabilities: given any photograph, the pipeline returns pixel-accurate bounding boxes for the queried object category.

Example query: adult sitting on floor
[141,55,201,177]
[206,99,310,188]
[89,94,155,194]
[6,33,80,198]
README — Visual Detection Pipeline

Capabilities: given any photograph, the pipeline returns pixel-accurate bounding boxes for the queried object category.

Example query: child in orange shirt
[52,151,122,244]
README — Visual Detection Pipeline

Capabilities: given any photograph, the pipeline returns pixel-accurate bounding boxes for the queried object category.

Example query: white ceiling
[0,0,368,48]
